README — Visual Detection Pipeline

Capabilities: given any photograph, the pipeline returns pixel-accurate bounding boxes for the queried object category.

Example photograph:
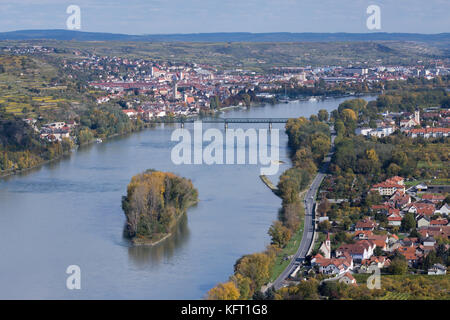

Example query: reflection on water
[0,96,376,299]
[127,213,191,267]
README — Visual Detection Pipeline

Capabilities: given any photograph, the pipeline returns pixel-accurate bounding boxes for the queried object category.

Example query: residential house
[339,272,358,286]
[407,127,450,138]
[421,194,445,204]
[355,218,377,231]
[428,263,447,275]
[396,246,420,267]
[430,218,448,226]
[311,254,354,275]
[423,237,436,247]
[417,215,430,228]
[336,240,376,262]
[389,191,411,208]
[405,203,436,217]
[387,211,403,226]
[436,203,450,216]
[360,256,391,272]
[418,226,450,240]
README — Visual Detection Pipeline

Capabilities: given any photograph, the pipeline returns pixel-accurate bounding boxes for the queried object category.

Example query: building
[387,211,403,226]
[407,127,450,138]
[355,217,377,231]
[417,215,431,228]
[360,256,391,272]
[371,177,405,196]
[428,263,447,275]
[399,110,420,128]
[336,240,376,262]
[311,254,354,275]
[436,203,450,216]
[319,233,331,259]
[339,272,357,286]
[356,126,395,138]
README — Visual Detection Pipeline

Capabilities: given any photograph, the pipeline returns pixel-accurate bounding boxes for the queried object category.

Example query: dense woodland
[122,170,198,243]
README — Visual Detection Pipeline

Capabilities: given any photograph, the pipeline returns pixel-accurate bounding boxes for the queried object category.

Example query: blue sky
[0,0,448,34]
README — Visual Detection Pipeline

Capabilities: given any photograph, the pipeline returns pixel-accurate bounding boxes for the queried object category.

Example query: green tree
[389,256,408,275]
[235,253,274,291]
[318,109,329,122]
[401,212,416,232]
[268,221,292,248]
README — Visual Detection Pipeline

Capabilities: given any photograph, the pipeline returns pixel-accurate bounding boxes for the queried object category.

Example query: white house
[336,240,376,262]
[428,263,447,275]
[338,272,357,286]
[387,212,403,226]
[417,215,430,228]
[436,203,450,216]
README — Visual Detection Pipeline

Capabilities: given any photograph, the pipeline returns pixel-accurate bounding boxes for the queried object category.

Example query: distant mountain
[0,29,449,43]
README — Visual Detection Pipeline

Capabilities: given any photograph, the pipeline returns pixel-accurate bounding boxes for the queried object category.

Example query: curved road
[272,129,336,291]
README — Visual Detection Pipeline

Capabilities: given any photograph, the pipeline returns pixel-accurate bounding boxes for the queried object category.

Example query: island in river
[122,169,199,245]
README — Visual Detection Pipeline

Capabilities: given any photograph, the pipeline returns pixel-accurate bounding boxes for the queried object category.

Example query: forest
[122,169,198,244]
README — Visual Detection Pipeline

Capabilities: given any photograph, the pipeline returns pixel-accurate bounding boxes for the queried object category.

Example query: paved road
[271,130,336,291]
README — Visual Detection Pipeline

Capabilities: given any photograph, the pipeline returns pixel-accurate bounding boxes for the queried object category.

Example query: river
[0,95,375,299]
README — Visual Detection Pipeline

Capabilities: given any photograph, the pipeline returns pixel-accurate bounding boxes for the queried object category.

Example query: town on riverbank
[0,39,449,301]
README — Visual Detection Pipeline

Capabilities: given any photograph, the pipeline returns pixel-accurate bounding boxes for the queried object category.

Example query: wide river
[0,95,375,299]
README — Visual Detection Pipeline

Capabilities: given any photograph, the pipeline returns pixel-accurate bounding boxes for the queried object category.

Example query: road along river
[0,96,375,299]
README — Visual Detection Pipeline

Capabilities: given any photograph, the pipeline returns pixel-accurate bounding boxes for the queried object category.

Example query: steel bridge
[150,118,290,129]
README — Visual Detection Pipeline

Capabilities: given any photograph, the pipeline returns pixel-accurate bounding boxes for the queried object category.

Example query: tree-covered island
[122,169,198,245]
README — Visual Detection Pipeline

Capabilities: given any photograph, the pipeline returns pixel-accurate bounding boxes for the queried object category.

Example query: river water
[0,96,375,299]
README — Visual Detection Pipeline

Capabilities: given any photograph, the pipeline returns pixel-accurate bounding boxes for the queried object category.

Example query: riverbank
[0,95,374,299]
[0,122,156,180]
[259,175,279,194]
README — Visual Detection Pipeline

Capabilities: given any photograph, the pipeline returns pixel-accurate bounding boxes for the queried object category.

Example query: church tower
[319,233,331,259]
[414,110,420,125]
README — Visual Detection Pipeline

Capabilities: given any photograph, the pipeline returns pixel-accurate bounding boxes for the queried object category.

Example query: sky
[0,0,448,34]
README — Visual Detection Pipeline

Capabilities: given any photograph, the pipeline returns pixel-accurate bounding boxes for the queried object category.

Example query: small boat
[96,138,103,143]
[308,97,318,102]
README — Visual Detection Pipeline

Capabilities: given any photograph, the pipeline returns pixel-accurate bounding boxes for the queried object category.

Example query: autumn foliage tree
[206,281,240,300]
[122,169,198,242]
[268,221,292,248]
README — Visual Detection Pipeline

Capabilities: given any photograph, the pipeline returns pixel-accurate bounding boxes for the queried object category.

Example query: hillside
[1,29,449,43]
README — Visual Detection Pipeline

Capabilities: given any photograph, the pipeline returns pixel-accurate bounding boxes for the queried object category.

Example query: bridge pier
[269,122,272,131]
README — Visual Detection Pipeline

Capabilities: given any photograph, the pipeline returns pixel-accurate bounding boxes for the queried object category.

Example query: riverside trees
[122,169,198,243]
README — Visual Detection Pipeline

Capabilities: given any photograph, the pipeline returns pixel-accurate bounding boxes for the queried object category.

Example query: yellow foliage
[206,281,240,300]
